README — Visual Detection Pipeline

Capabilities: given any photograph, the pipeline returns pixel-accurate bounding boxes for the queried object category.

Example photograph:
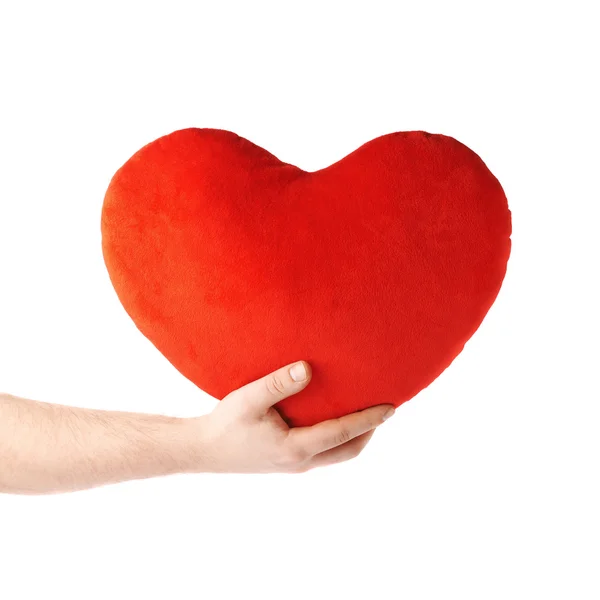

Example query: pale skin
[0,360,395,495]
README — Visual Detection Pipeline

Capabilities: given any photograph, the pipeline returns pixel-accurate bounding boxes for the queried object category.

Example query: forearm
[0,392,205,495]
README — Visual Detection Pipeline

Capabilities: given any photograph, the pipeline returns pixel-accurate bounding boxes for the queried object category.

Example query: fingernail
[382,408,395,421]
[290,362,307,382]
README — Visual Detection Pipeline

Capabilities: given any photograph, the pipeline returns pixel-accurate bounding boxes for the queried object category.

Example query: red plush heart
[101,128,511,427]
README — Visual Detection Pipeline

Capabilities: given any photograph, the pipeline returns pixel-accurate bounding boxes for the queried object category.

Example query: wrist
[167,414,215,475]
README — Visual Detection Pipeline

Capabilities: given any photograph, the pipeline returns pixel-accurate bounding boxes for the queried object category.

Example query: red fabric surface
[101,128,511,427]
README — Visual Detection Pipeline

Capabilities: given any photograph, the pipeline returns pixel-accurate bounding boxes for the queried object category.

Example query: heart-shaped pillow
[101,128,511,427]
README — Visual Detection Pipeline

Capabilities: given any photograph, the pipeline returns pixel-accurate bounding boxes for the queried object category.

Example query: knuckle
[273,444,308,468]
[293,447,310,464]
[337,447,361,465]
[333,426,352,446]
[286,445,309,465]
[265,374,287,397]
[349,443,363,458]
[339,446,360,462]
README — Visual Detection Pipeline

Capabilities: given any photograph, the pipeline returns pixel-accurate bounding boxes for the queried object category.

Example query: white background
[1,1,598,599]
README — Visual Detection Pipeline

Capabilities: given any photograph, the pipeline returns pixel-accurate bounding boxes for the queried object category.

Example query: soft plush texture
[101,128,511,427]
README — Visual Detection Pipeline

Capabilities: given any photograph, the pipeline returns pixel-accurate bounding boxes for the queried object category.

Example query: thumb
[232,361,312,417]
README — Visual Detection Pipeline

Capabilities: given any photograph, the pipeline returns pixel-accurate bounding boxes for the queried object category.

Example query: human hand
[183,361,395,474]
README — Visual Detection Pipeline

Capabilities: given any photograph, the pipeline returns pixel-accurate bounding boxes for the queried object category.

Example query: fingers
[232,360,312,416]
[286,403,395,457]
[308,429,376,470]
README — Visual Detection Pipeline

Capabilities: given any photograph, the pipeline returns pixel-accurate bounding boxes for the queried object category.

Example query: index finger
[286,404,395,456]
